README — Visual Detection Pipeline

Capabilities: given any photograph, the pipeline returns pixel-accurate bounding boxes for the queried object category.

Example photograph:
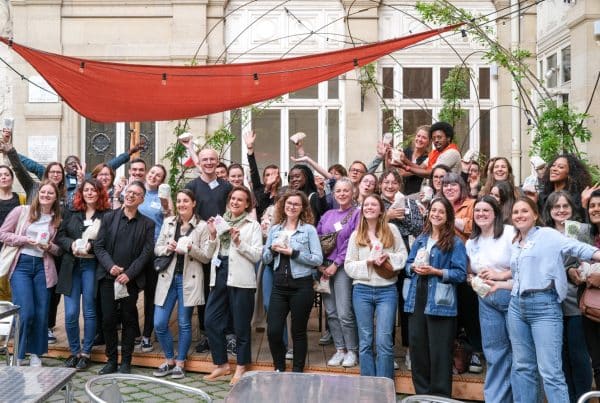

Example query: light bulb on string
[253,73,259,86]
[79,62,85,73]
[161,73,167,86]
[461,29,468,42]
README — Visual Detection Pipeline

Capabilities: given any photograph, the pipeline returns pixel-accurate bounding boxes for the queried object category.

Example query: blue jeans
[479,289,513,403]
[353,283,397,379]
[154,274,193,362]
[563,315,592,403]
[64,258,97,356]
[10,254,49,360]
[322,266,357,351]
[508,290,569,403]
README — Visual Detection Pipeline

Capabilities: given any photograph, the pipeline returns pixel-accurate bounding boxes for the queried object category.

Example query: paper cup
[158,183,171,199]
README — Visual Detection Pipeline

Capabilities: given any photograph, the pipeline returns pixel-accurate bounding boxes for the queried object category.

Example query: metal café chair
[85,374,212,403]
[0,301,19,366]
[578,391,600,403]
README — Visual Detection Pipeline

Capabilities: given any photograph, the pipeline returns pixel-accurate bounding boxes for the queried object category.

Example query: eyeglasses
[125,190,143,198]
[285,201,302,208]
[551,204,571,211]
[48,170,63,175]
[349,168,366,174]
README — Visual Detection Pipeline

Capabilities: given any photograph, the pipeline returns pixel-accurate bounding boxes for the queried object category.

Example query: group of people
[0,120,599,402]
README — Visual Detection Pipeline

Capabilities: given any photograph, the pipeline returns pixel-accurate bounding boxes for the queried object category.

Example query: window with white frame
[378,65,493,159]
[228,78,343,178]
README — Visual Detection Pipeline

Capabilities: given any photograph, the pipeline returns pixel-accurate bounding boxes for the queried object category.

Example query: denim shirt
[510,226,598,302]
[404,234,467,317]
[263,222,323,279]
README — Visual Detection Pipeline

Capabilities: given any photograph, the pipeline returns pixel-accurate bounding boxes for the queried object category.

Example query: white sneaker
[342,351,357,367]
[404,351,412,371]
[30,354,42,367]
[394,360,400,370]
[327,350,346,367]
[285,349,294,360]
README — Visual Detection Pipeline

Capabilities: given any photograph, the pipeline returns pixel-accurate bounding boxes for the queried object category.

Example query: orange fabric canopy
[1,24,458,123]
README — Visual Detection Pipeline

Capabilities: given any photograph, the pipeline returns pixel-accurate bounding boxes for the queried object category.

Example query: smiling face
[198,149,218,177]
[46,164,64,186]
[284,195,303,221]
[490,186,501,203]
[176,192,196,219]
[334,181,354,209]
[65,156,80,176]
[96,167,113,189]
[362,196,383,221]
[215,166,227,179]
[492,159,509,181]
[82,182,99,206]
[468,164,480,182]
[145,166,165,190]
[442,181,461,204]
[549,157,569,184]
[129,162,146,182]
[38,184,57,210]
[228,189,250,217]
[123,184,145,209]
[428,200,448,228]
[348,162,366,184]
[432,168,447,192]
[431,130,450,152]
[288,168,306,190]
[414,129,430,150]
[550,195,573,225]
[228,167,244,187]
[473,200,495,232]
[512,200,538,234]
[589,196,600,227]
[0,167,13,189]
[380,173,400,200]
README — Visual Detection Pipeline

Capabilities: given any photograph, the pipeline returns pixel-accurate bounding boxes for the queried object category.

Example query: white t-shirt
[465,225,515,274]
[21,213,53,258]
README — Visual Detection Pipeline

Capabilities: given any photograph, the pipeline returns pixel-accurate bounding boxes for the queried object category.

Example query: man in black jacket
[94,180,155,374]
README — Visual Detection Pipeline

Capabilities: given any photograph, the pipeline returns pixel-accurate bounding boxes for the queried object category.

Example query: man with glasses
[94,181,155,374]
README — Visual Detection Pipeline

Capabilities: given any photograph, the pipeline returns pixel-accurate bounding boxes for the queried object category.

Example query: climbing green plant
[438,66,470,128]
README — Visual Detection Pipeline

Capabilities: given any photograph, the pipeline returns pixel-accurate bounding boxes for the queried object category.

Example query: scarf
[427,143,459,169]
[219,210,248,255]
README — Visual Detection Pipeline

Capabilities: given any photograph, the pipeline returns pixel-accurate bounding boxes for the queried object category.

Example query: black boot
[98,361,118,375]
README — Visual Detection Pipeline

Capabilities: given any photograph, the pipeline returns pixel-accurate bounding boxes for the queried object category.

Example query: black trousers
[99,278,139,364]
[196,263,211,332]
[142,267,158,338]
[456,282,481,352]
[408,277,456,397]
[204,260,255,366]
[583,315,600,389]
[267,275,314,372]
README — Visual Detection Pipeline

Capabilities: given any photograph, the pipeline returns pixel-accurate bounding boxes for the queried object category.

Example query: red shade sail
[1,24,459,123]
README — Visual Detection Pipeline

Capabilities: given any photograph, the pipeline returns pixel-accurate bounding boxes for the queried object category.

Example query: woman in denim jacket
[263,190,323,373]
[404,197,467,396]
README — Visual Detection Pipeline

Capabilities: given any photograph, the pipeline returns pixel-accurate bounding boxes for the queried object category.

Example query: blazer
[55,209,106,295]
[93,209,155,289]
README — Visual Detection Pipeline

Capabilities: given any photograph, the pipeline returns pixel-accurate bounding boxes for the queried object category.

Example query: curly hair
[273,189,315,225]
[423,197,456,252]
[73,178,111,212]
[541,154,591,196]
[354,194,395,249]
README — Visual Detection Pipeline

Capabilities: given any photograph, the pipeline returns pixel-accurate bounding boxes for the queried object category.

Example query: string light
[161,73,167,86]
[79,61,85,73]
[253,73,259,85]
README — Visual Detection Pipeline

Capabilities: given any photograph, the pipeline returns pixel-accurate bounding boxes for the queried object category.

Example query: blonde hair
[354,194,394,249]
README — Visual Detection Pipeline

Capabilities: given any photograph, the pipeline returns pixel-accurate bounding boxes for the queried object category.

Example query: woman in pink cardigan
[0,180,62,366]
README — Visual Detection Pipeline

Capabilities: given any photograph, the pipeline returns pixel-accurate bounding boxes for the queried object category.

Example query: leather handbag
[579,286,600,323]
[319,208,355,256]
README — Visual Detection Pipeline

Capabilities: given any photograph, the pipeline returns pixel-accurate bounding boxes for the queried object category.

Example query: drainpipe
[510,0,522,184]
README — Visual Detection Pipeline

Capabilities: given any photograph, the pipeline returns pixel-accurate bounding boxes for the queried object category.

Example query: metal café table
[0,302,19,365]
[0,366,76,402]
[226,371,396,403]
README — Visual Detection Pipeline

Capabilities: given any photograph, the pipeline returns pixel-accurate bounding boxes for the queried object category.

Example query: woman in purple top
[317,177,361,368]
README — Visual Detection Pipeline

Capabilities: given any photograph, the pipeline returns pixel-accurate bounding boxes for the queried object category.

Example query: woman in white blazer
[203,186,263,385]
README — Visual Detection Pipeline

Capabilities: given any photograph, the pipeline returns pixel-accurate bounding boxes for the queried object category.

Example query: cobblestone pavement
[40,357,231,402]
